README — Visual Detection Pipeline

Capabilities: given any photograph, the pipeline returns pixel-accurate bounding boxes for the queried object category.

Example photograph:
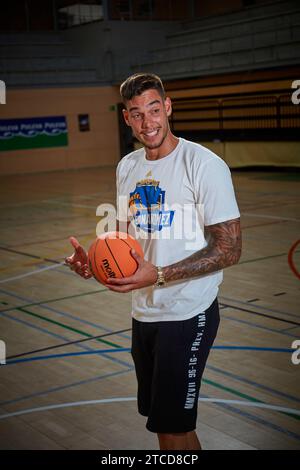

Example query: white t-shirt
[116,137,240,322]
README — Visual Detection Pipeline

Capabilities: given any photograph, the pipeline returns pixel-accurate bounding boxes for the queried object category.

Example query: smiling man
[65,73,241,450]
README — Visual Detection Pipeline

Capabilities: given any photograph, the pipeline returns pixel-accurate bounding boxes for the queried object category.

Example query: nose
[141,114,154,129]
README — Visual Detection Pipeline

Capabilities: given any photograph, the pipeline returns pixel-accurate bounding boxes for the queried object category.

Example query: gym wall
[0,85,120,175]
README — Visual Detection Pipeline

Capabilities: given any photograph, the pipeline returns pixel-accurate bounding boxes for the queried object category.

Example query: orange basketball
[88,231,144,285]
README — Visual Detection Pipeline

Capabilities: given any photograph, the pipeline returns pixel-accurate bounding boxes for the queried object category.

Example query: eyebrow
[128,100,161,113]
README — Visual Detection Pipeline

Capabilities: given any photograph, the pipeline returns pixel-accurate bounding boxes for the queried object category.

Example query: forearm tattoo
[163,218,242,283]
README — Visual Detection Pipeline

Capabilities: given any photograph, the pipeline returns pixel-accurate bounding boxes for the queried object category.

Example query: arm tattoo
[163,218,242,283]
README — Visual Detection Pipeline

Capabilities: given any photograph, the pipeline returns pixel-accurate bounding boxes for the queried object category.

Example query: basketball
[88,231,144,284]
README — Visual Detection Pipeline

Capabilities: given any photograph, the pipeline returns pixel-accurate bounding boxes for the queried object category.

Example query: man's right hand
[65,237,93,279]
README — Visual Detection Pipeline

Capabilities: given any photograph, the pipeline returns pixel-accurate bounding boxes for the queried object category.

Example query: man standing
[65,73,241,450]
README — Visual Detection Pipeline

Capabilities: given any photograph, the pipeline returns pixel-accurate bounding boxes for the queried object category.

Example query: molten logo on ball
[88,231,144,285]
[102,259,116,278]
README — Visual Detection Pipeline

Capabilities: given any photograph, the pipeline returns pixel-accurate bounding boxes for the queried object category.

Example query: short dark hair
[120,73,165,104]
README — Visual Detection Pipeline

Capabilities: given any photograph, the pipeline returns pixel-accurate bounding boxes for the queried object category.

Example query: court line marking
[0,277,296,321]
[0,246,63,266]
[219,295,299,320]
[1,278,298,424]
[1,285,298,364]
[0,285,132,343]
[207,364,300,405]
[2,321,299,433]
[220,302,300,327]
[8,230,94,248]
[17,306,121,349]
[0,213,94,228]
[0,311,100,359]
[0,262,65,284]
[242,220,289,230]
[0,310,132,370]
[221,313,299,339]
[0,290,133,369]
[3,336,300,411]
[0,191,108,209]
[201,396,300,442]
[288,239,300,280]
[0,397,299,421]
[0,368,134,408]
[43,200,98,209]
[0,287,106,314]
[3,345,293,366]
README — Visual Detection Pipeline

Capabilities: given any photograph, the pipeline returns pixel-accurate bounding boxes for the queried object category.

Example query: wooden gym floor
[0,166,299,450]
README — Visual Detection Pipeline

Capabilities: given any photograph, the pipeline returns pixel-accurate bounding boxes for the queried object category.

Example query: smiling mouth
[143,129,160,138]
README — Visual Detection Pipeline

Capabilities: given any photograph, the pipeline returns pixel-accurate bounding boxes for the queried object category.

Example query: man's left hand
[105,249,158,293]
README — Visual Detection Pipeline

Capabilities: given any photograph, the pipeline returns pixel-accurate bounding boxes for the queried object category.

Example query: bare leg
[158,430,201,450]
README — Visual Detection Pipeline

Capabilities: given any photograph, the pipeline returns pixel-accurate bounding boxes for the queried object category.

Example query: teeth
[145,130,158,137]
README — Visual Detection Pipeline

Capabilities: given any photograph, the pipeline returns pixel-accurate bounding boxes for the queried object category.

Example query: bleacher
[128,0,300,80]
[0,32,97,87]
[0,0,299,87]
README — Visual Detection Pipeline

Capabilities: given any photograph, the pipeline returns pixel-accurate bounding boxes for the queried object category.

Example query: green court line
[203,378,300,421]
[17,307,120,349]
[11,296,300,422]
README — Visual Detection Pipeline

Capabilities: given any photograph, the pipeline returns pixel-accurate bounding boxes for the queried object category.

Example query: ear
[122,108,130,126]
[164,97,172,117]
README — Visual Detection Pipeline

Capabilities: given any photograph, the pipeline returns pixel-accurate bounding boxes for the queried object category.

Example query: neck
[145,133,179,161]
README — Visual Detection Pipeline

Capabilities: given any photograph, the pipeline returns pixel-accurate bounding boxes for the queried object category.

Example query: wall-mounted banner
[0,116,68,151]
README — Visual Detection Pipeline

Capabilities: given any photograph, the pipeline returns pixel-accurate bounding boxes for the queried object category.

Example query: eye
[132,113,141,120]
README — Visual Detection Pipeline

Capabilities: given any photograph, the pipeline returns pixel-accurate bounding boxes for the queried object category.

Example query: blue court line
[0,287,132,369]
[200,393,300,442]
[1,285,298,419]
[0,311,89,349]
[0,272,297,344]
[0,285,131,341]
[3,345,292,366]
[0,284,297,350]
[0,312,127,369]
[5,348,131,365]
[2,311,132,370]
[0,310,132,370]
[2,375,299,444]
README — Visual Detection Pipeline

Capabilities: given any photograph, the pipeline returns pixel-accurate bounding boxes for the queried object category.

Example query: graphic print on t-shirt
[129,177,175,233]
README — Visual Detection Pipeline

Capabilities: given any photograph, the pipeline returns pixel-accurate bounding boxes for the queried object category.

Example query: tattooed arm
[105,217,242,292]
[162,218,242,283]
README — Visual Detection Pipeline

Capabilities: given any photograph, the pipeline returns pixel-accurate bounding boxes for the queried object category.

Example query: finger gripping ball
[88,231,144,285]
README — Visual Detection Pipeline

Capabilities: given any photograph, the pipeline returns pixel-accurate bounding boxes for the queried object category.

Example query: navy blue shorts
[131,298,220,433]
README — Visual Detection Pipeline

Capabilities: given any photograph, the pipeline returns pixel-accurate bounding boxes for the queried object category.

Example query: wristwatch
[155,266,166,287]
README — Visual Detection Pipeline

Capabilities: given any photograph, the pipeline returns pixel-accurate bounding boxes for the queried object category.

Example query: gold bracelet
[155,266,166,287]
